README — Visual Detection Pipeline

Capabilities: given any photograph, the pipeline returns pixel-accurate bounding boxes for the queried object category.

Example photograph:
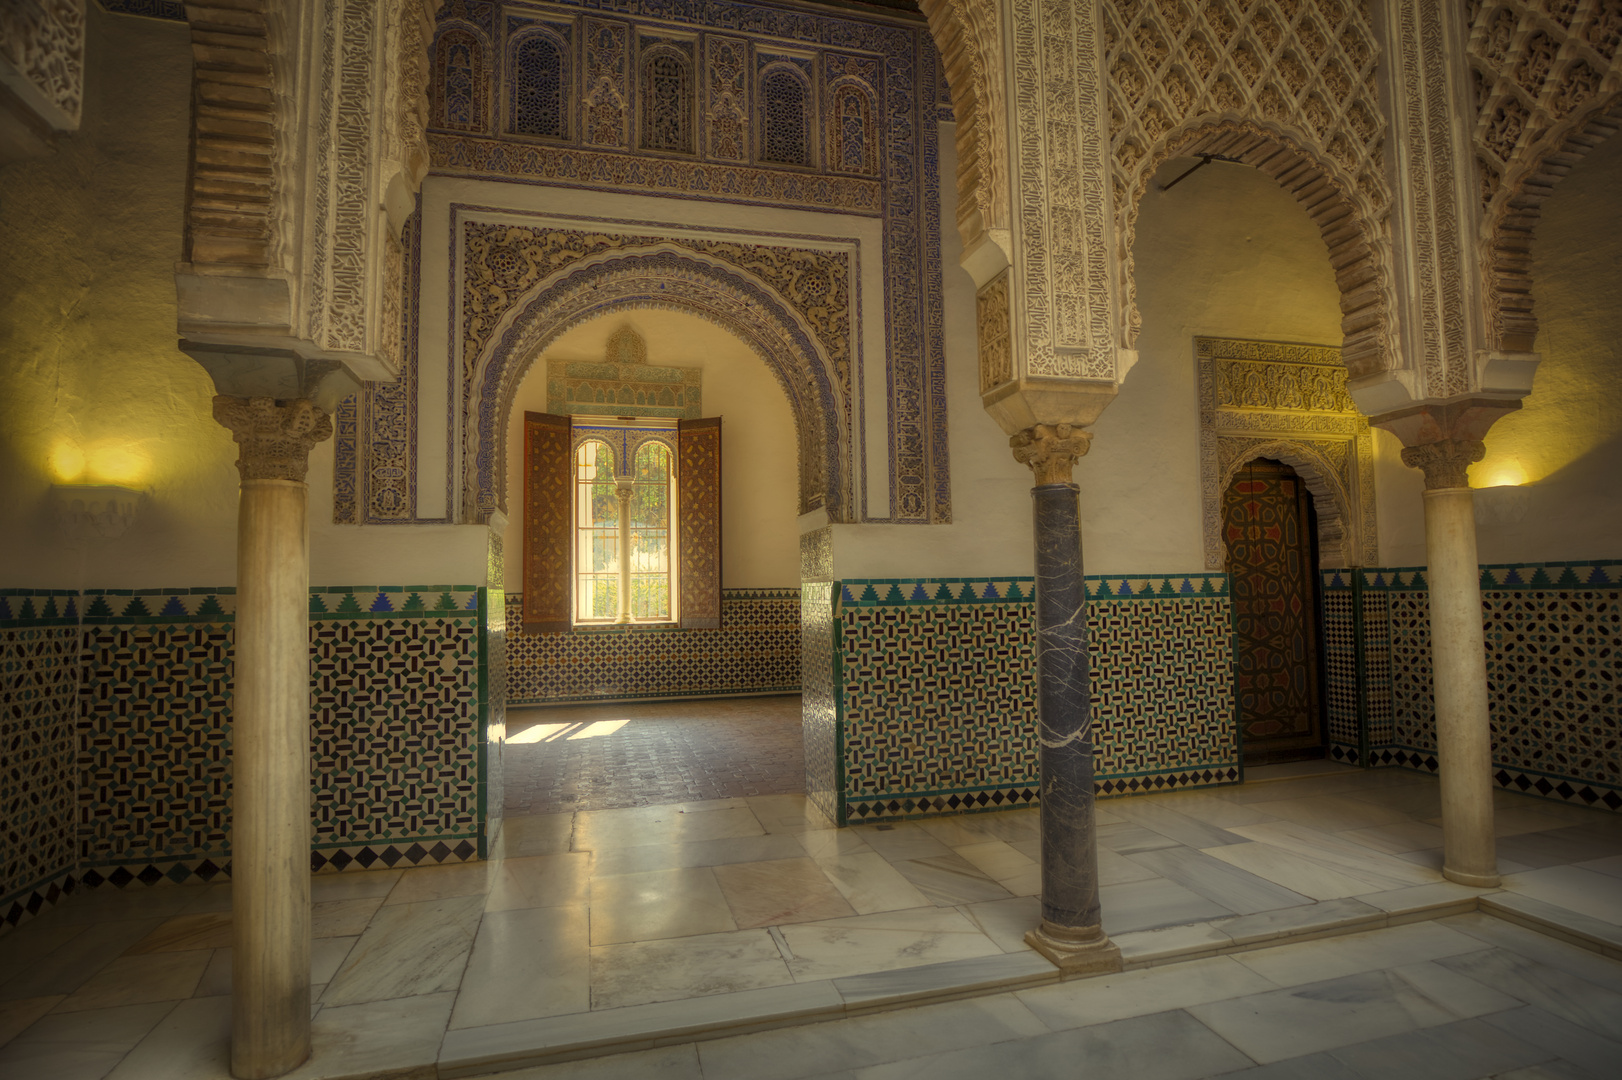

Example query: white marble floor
[2,764,1620,1079]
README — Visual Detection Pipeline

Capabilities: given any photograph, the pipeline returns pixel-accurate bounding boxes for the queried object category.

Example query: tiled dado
[505,589,801,705]
[823,576,1238,825]
[1323,563,1622,813]
[1,585,504,933]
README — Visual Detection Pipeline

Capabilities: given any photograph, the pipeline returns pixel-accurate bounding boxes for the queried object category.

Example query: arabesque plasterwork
[1105,0,1397,385]
[1197,336,1376,572]
[1466,1,1622,353]
[0,0,84,134]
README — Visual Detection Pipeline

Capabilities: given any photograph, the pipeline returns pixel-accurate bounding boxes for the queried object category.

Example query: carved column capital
[213,397,334,482]
[1010,424,1093,485]
[1401,438,1485,490]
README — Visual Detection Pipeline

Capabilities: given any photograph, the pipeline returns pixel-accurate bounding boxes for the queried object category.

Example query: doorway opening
[1223,457,1328,765]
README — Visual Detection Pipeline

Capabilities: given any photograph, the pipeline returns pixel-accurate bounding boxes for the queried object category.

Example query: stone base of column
[1024,920,1122,975]
[1443,865,1501,889]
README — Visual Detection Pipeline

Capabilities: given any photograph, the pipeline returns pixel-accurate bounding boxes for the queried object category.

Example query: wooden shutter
[678,417,722,629]
[523,412,572,633]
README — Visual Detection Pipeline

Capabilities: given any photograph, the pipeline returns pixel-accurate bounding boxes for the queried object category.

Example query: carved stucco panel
[0,0,84,131]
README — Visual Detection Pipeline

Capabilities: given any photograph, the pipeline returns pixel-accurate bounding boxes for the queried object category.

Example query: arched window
[573,440,619,621]
[641,49,693,153]
[433,27,485,132]
[760,67,811,167]
[829,83,876,175]
[629,442,673,620]
[512,33,568,139]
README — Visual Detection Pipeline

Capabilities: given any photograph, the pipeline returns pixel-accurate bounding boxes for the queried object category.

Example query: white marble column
[1403,438,1499,888]
[213,397,333,1079]
[615,480,634,623]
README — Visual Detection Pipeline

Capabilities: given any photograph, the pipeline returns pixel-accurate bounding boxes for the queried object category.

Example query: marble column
[213,397,333,1079]
[1403,438,1499,888]
[615,480,634,623]
[1011,424,1122,974]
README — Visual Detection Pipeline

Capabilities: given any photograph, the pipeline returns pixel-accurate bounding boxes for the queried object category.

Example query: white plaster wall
[500,310,800,591]
[1377,133,1622,566]
[1089,158,1344,574]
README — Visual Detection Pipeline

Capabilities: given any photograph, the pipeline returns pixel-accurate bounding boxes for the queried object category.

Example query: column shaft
[231,478,313,1077]
[1422,487,1499,887]
[616,483,633,623]
[1031,482,1102,930]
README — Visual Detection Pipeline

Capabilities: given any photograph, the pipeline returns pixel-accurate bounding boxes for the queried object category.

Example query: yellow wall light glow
[1479,460,1528,488]
[48,444,87,483]
[87,444,150,486]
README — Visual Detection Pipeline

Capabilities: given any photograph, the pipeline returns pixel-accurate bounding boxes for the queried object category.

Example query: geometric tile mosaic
[831,575,1238,824]
[2,590,81,932]
[1,584,501,934]
[1321,563,1622,814]
[800,583,840,824]
[505,589,800,705]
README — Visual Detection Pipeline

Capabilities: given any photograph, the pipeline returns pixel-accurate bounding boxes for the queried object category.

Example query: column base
[1443,865,1501,889]
[1024,920,1123,976]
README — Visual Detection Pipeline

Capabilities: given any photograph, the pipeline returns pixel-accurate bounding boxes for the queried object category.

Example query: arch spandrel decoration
[1104,0,1398,384]
[462,237,849,525]
[1465,1,1622,353]
[1197,336,1377,572]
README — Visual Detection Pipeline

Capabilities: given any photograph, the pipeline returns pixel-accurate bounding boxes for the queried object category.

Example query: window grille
[513,34,568,139]
[434,28,483,132]
[760,68,810,167]
[642,50,693,153]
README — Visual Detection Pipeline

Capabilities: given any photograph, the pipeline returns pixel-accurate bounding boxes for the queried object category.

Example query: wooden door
[1223,458,1325,763]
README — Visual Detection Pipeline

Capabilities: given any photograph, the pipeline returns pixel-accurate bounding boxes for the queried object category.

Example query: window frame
[568,419,680,628]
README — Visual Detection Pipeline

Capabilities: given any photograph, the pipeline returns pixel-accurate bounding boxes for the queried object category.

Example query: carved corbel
[1010,424,1093,486]
[1371,395,1522,491]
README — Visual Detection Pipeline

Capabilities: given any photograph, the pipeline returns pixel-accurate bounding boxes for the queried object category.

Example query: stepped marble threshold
[431,888,1620,1079]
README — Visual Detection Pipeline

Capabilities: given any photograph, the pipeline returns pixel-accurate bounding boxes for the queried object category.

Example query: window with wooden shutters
[524,414,720,632]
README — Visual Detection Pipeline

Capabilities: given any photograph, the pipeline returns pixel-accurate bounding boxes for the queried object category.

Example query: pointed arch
[917,0,1009,257]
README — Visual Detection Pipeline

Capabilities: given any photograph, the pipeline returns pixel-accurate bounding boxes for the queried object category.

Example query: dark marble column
[1011,424,1121,974]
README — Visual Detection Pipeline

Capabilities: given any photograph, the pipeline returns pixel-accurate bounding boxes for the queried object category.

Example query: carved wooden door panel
[1223,458,1325,763]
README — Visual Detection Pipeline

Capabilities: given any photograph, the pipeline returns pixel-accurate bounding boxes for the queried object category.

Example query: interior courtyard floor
[2,757,1620,1078]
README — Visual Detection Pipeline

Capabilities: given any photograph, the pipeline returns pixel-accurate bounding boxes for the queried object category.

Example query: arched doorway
[1223,457,1327,765]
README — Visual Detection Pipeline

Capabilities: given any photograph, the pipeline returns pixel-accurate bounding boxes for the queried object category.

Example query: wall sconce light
[50,485,145,541]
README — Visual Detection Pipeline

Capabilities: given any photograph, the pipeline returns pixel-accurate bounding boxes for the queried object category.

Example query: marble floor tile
[1016,954,1278,1030]
[449,905,588,1029]
[1210,1051,1362,1079]
[1211,897,1381,947]
[1096,822,1183,855]
[1577,853,1622,879]
[1255,795,1413,834]
[944,809,1040,845]
[713,858,856,928]
[1496,830,1622,872]
[1501,865,1622,925]
[748,795,838,836]
[1202,841,1380,901]
[1231,921,1490,988]
[0,920,85,985]
[308,869,402,903]
[915,816,1004,848]
[44,885,205,926]
[0,994,63,1047]
[125,912,234,954]
[311,896,384,938]
[1344,782,1443,819]
[813,852,931,915]
[696,993,1048,1080]
[102,995,229,1080]
[53,949,210,1013]
[574,805,764,851]
[1482,1005,1622,1079]
[0,918,166,999]
[178,884,233,915]
[588,867,736,946]
[485,852,592,911]
[321,893,483,1007]
[1151,792,1279,828]
[778,907,1002,982]
[1230,821,1442,890]
[853,824,955,863]
[0,999,176,1080]
[795,829,875,860]
[282,990,456,1080]
[1490,807,1592,837]
[1008,838,1041,862]
[1439,911,1622,994]
[497,812,577,857]
[1438,947,1622,1043]
[1339,819,1446,856]
[951,840,1035,884]
[961,895,1041,953]
[1391,847,1533,877]
[1127,845,1313,915]
[854,1006,1252,1080]
[487,1044,704,1079]
[1108,799,1250,848]
[593,834,804,877]
[192,937,356,999]
[1099,875,1233,933]
[890,854,1013,907]
[1097,847,1160,886]
[589,927,792,1010]
[1326,1016,1554,1080]
[383,859,494,905]
[1386,957,1525,1017]
[1187,968,1467,1064]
